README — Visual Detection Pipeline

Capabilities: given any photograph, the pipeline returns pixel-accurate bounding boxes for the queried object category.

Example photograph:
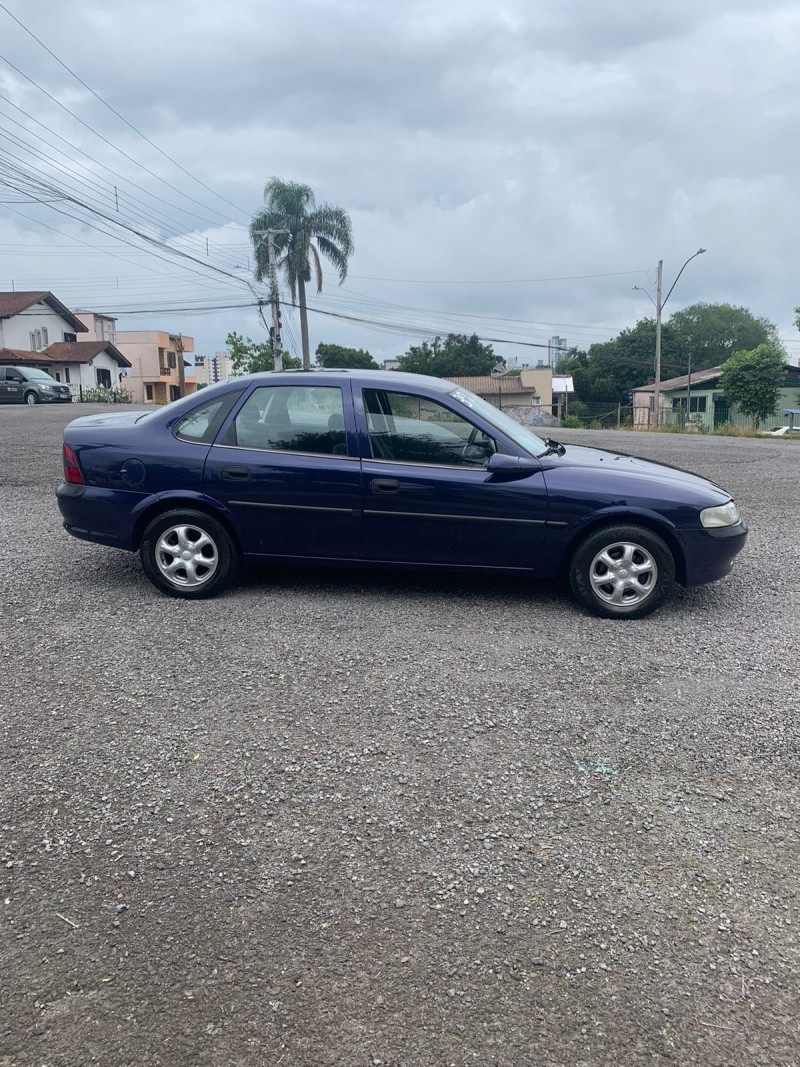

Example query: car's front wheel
[140,509,239,599]
[24,391,39,405]
[569,524,675,619]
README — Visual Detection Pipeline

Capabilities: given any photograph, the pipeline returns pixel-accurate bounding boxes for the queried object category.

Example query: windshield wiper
[539,438,566,458]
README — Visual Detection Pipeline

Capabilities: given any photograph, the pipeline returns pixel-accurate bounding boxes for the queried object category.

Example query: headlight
[700,501,740,528]
[40,384,55,391]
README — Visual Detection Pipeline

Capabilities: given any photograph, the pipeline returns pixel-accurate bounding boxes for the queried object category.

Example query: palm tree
[250,178,354,370]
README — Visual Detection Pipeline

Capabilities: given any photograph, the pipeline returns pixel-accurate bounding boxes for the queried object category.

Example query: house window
[96,367,112,389]
[54,372,61,382]
[41,327,48,346]
[672,396,707,413]
[145,384,153,401]
[63,332,77,343]
[64,367,70,384]
[167,351,177,369]
[29,332,36,350]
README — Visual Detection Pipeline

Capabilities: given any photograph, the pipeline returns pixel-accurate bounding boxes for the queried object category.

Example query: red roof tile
[0,291,88,331]
[44,341,131,367]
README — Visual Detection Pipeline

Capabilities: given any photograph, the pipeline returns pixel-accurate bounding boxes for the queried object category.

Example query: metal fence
[563,401,781,432]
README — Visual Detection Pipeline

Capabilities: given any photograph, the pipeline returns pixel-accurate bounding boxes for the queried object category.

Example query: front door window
[363,389,495,467]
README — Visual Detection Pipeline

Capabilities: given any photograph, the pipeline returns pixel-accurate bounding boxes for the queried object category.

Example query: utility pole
[175,334,185,398]
[253,229,289,371]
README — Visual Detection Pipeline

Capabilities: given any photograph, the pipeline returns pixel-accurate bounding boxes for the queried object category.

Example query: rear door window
[225,385,349,456]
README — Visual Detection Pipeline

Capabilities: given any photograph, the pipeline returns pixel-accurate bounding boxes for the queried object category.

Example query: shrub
[711,423,762,438]
[79,386,132,404]
[561,415,581,428]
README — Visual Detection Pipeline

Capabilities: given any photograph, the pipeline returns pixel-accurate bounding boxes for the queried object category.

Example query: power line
[346,269,653,285]
[0,53,236,227]
[0,87,246,251]
[0,97,248,263]
[0,1,250,220]
[0,153,259,291]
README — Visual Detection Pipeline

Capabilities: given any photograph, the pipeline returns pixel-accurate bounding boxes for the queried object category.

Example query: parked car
[0,366,72,404]
[56,370,748,618]
[762,425,800,437]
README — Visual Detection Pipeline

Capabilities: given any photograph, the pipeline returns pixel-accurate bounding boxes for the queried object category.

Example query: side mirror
[487,453,540,476]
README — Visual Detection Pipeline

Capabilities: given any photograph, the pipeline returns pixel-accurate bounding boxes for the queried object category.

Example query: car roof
[234,369,457,393]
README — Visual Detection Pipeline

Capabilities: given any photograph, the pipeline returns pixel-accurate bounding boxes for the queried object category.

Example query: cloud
[0,0,798,365]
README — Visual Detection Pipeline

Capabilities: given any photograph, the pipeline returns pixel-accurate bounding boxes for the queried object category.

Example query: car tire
[569,524,675,619]
[140,509,239,600]
[24,391,39,405]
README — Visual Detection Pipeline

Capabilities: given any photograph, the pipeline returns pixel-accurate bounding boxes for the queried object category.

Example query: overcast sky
[1,0,799,368]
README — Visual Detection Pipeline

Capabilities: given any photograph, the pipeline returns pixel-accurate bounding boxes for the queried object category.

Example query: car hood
[548,444,731,504]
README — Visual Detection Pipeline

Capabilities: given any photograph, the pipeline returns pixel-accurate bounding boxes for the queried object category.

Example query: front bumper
[678,520,748,587]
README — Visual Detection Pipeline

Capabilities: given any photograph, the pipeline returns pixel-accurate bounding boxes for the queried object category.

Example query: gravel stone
[0,405,798,1066]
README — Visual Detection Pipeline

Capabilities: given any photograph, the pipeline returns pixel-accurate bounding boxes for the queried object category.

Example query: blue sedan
[56,370,747,618]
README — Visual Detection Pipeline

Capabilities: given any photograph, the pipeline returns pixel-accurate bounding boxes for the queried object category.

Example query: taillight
[63,444,84,485]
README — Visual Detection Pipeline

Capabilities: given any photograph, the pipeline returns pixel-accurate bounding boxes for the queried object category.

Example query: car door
[1,368,25,403]
[357,386,550,570]
[204,381,363,560]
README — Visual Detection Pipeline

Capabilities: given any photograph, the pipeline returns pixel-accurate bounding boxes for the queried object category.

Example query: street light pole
[651,248,706,428]
[653,260,663,428]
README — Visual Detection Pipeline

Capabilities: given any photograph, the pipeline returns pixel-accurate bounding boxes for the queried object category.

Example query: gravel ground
[1,404,798,1067]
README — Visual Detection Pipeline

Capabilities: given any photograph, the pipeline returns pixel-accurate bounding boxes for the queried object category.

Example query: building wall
[633,385,800,430]
[73,311,117,345]
[519,368,553,407]
[116,331,196,403]
[1,303,83,350]
[195,352,231,386]
[47,352,125,395]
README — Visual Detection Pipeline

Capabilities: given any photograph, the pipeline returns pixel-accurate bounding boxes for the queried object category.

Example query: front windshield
[448,388,549,457]
[23,368,56,381]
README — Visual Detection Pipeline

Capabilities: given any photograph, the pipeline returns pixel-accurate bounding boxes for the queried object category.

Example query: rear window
[174,391,243,444]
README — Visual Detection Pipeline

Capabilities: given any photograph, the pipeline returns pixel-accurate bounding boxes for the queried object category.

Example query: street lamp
[653,248,706,427]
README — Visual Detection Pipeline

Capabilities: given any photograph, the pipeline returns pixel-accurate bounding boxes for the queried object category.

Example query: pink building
[115,330,196,404]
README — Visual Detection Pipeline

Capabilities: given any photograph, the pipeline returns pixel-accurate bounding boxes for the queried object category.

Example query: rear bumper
[56,482,141,549]
[678,520,748,587]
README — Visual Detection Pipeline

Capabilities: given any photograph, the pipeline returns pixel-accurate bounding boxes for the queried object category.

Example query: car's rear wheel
[569,524,675,619]
[24,391,39,405]
[140,509,238,599]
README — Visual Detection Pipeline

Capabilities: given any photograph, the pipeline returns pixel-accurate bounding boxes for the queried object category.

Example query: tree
[226,331,300,376]
[719,344,786,427]
[668,302,781,372]
[394,334,497,377]
[566,319,680,403]
[315,343,379,369]
[557,303,783,405]
[250,178,354,371]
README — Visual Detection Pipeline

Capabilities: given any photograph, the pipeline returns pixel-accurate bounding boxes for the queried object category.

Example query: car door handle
[222,465,250,480]
[370,477,399,494]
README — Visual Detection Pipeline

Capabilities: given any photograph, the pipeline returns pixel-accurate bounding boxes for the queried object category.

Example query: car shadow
[241,560,569,609]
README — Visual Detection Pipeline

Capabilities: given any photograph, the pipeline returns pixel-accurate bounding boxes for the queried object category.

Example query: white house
[0,291,131,395]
